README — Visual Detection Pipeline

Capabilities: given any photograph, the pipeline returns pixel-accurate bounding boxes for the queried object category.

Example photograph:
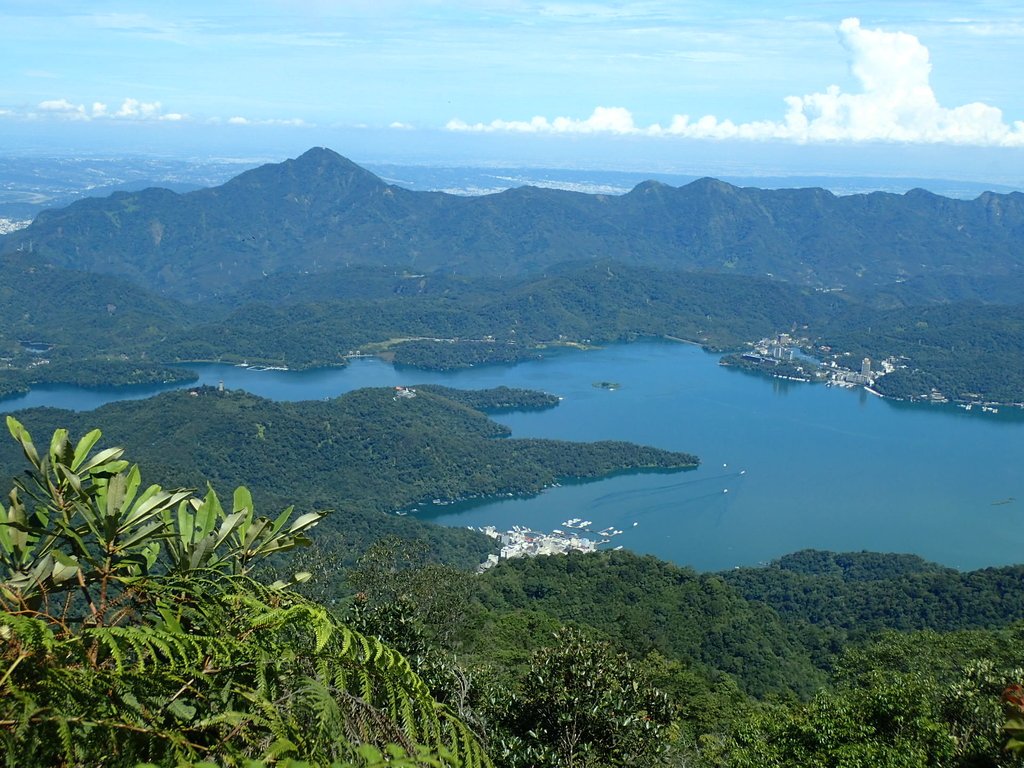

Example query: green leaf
[188,533,216,570]
[232,486,254,519]
[77,446,126,473]
[287,511,323,535]
[117,519,168,551]
[213,510,246,549]
[121,464,142,513]
[70,429,103,471]
[48,428,71,466]
[142,541,160,570]
[121,486,191,531]
[263,737,299,759]
[52,550,79,568]
[166,699,197,722]
[6,416,40,467]
[104,473,127,518]
[177,499,195,546]
[53,463,84,495]
[241,518,272,553]
[197,487,223,539]
[0,517,12,556]
[268,571,312,590]
[50,553,80,584]
[268,504,294,537]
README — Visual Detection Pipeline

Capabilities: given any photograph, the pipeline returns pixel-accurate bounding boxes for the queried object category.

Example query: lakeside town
[0,218,31,236]
[473,519,632,572]
[728,332,894,387]
[723,332,1009,412]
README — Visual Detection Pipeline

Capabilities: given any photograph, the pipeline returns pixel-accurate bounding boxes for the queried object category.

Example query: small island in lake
[593,381,621,390]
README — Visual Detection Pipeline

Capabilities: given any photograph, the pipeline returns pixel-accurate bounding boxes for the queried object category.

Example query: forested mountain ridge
[470,548,1024,697]
[723,549,1024,638]
[5,146,1024,404]
[152,262,833,368]
[5,146,1024,301]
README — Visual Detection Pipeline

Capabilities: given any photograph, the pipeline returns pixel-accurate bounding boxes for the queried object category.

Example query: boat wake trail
[590,469,746,507]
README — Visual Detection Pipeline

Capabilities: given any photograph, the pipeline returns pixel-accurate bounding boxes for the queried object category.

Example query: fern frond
[3,564,493,768]
[56,716,74,764]
[0,612,57,658]
[83,625,204,673]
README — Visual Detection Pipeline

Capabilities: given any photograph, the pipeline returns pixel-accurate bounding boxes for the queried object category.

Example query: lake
[2,340,1021,571]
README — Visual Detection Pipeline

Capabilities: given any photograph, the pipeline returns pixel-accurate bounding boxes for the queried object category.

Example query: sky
[2,1,1024,182]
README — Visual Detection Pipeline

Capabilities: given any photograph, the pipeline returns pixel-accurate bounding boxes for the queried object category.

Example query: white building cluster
[0,218,30,236]
[474,525,597,572]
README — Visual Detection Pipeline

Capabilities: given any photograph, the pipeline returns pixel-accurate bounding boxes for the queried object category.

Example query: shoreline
[4,337,1024,412]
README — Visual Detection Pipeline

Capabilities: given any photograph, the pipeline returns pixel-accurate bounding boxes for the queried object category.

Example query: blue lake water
[3,340,1022,571]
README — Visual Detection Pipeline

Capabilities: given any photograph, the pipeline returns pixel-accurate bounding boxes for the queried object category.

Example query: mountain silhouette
[4,147,1023,300]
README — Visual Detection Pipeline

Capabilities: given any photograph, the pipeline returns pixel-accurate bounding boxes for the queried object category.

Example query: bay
[2,340,1021,571]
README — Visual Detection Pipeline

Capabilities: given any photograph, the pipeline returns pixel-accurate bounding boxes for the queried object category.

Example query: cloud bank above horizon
[36,97,184,122]
[24,97,310,130]
[446,18,1024,147]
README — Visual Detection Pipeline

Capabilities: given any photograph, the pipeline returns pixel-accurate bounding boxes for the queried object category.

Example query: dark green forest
[4,411,1024,766]
[4,257,1024,404]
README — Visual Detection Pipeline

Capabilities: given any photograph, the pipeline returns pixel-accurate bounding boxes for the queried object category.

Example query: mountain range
[4,146,1024,302]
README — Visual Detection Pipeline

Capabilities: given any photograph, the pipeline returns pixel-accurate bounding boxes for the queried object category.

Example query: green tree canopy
[0,418,490,767]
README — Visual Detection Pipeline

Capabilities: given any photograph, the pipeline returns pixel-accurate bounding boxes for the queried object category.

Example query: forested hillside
[0,385,697,575]
[4,404,1024,765]
[725,549,1024,636]
[152,262,831,368]
[820,302,1024,403]
[4,148,1024,301]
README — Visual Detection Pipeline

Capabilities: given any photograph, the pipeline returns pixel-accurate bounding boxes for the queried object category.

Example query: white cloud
[30,96,185,123]
[115,98,162,118]
[264,118,310,127]
[38,99,88,119]
[226,116,311,127]
[447,18,1024,147]
[447,106,641,135]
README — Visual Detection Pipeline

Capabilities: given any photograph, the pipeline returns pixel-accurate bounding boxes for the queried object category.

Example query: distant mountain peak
[685,177,738,193]
[223,146,387,193]
[298,146,340,160]
[628,180,669,194]
[292,146,363,171]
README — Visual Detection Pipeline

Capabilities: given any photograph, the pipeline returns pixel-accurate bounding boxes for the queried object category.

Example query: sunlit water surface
[3,341,1021,571]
